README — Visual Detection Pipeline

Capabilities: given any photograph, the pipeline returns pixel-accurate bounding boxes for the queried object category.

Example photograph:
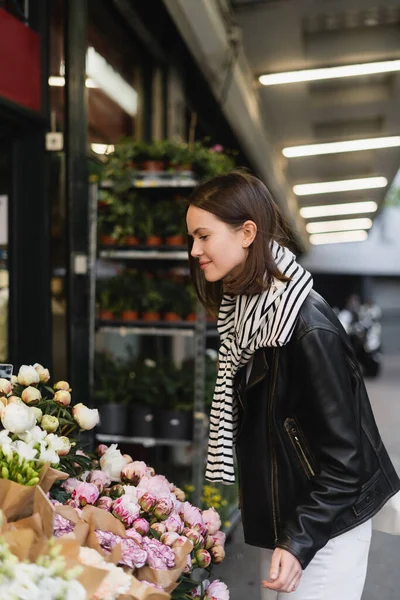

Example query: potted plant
[142,276,163,321]
[97,285,117,321]
[162,198,187,246]
[94,352,132,435]
[134,197,162,246]
[159,278,183,322]
[155,359,194,440]
[165,141,194,174]
[125,358,161,438]
[141,140,167,172]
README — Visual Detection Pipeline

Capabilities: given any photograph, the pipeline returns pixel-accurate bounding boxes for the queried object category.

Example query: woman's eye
[200,235,209,241]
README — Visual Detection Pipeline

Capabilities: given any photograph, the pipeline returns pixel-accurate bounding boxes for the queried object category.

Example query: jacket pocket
[284,417,316,479]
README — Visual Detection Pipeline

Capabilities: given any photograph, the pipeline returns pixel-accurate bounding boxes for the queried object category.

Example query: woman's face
[186,205,249,282]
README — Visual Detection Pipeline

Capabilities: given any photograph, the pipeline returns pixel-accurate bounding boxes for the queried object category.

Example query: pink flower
[112,495,140,526]
[153,497,174,520]
[125,528,143,545]
[195,548,211,568]
[96,444,108,456]
[184,554,193,574]
[172,535,190,549]
[96,496,113,512]
[131,517,150,536]
[183,528,204,548]
[89,470,111,492]
[61,477,81,494]
[205,580,229,600]
[120,538,148,569]
[212,530,226,548]
[121,461,147,485]
[160,532,180,547]
[72,482,100,507]
[150,522,166,536]
[137,474,172,499]
[54,513,74,537]
[181,502,204,529]
[164,513,184,534]
[210,544,225,564]
[138,491,157,513]
[202,507,221,535]
[210,144,224,153]
[142,537,176,569]
[65,498,80,509]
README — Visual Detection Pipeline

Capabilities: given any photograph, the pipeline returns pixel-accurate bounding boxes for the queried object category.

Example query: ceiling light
[293,176,387,196]
[306,217,372,234]
[49,76,97,88]
[309,230,369,245]
[86,47,138,116]
[91,144,115,155]
[259,59,400,86]
[300,201,378,219]
[283,136,400,157]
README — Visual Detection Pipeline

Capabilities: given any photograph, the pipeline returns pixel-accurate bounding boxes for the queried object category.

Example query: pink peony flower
[164,513,184,534]
[72,482,100,507]
[160,532,180,547]
[125,528,143,545]
[142,536,176,569]
[172,487,186,502]
[96,444,108,456]
[89,470,111,492]
[96,496,114,512]
[138,491,157,513]
[202,507,221,535]
[131,517,150,536]
[210,544,225,564]
[120,538,148,569]
[184,554,193,574]
[183,528,204,548]
[137,474,172,499]
[172,535,190,549]
[212,530,226,548]
[181,502,204,529]
[65,498,80,509]
[205,580,229,600]
[150,522,166,536]
[121,460,148,485]
[153,496,174,520]
[61,477,81,494]
[210,144,224,153]
[112,495,140,526]
[54,513,74,537]
[195,548,211,568]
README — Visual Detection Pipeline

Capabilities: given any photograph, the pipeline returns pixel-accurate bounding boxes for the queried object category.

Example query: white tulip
[21,386,42,405]
[17,425,47,443]
[17,365,40,386]
[1,403,36,434]
[33,363,51,383]
[11,440,38,461]
[100,443,130,482]
[39,447,60,465]
[72,403,99,430]
[0,378,12,396]
[0,429,12,445]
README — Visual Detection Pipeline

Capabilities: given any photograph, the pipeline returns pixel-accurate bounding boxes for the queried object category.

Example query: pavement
[215,354,400,600]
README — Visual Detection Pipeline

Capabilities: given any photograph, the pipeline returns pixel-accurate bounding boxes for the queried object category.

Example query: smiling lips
[199,261,211,270]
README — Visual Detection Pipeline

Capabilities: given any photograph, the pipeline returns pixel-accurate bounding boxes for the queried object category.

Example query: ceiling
[229,0,400,239]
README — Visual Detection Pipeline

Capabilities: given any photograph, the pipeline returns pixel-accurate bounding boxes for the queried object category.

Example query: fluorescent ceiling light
[91,144,115,155]
[293,176,387,196]
[309,230,369,245]
[306,217,372,234]
[48,76,97,88]
[86,47,138,117]
[259,59,400,86]
[283,136,400,157]
[300,201,378,219]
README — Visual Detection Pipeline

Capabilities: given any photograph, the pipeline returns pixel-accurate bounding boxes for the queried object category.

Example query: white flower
[39,447,60,465]
[31,407,43,423]
[56,436,71,456]
[0,378,12,396]
[100,444,130,482]
[45,433,65,453]
[72,403,99,430]
[18,425,47,443]
[54,390,71,406]
[21,386,42,404]
[1,402,36,434]
[41,415,59,433]
[1,443,13,460]
[17,365,40,386]
[33,363,51,383]
[144,358,156,368]
[0,429,12,445]
[10,440,38,461]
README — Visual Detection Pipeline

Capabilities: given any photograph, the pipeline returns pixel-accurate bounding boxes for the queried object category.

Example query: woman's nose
[191,239,203,258]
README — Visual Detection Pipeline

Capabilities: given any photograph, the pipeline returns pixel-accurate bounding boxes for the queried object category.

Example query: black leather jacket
[235,290,400,569]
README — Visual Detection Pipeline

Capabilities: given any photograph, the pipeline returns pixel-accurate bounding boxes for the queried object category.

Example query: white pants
[261,520,372,600]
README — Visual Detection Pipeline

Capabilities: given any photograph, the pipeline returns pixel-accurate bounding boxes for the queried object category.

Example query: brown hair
[187,169,295,314]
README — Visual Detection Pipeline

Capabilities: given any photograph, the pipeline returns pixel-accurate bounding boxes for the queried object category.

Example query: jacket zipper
[268,349,280,544]
[285,419,315,478]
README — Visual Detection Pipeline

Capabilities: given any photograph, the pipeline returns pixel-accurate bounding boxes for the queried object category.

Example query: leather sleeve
[276,326,362,569]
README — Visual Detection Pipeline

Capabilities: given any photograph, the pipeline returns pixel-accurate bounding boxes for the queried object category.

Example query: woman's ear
[242,220,257,248]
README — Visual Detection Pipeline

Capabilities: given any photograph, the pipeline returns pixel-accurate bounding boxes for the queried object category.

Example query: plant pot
[99,234,115,246]
[164,312,181,322]
[186,313,196,322]
[98,310,115,321]
[165,235,185,246]
[141,160,165,172]
[156,409,192,440]
[173,163,193,173]
[124,236,139,246]
[98,404,130,435]
[146,235,163,246]
[130,405,156,438]
[142,312,160,322]
[121,310,139,321]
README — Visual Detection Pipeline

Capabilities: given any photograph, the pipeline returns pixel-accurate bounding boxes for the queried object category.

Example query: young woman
[186,170,400,599]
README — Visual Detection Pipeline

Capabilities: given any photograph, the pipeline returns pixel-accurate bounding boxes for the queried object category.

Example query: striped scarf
[205,241,313,484]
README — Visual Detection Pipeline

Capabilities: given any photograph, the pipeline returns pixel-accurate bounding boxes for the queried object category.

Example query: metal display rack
[91,177,210,508]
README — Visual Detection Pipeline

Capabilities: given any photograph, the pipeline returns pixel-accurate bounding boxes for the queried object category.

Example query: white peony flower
[10,440,38,461]
[100,444,130,482]
[17,365,40,386]
[0,378,12,396]
[72,403,99,430]
[45,433,65,453]
[1,402,36,434]
[31,407,43,423]
[33,363,51,383]
[54,390,71,406]
[21,386,42,405]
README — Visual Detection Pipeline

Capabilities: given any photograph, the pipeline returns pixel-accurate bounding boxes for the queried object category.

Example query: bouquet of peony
[0,364,99,478]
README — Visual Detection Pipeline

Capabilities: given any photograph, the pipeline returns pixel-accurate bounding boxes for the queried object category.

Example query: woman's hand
[261,548,302,593]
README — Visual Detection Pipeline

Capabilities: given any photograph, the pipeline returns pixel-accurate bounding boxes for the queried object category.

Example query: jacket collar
[246,349,270,390]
